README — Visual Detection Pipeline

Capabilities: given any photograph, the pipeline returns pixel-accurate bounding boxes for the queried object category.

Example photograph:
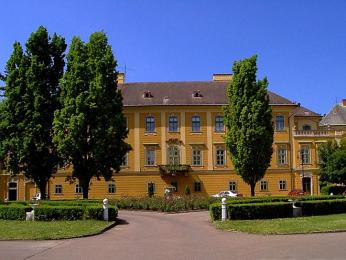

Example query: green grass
[0,220,114,240]
[215,213,346,234]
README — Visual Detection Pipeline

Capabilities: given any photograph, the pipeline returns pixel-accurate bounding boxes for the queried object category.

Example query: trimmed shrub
[299,199,346,216]
[0,205,31,220]
[87,206,118,220]
[228,202,292,220]
[209,203,222,221]
[35,206,84,221]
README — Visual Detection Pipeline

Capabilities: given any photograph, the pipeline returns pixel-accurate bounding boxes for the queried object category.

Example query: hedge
[114,196,220,212]
[209,202,292,220]
[321,185,346,195]
[0,205,31,220]
[298,199,346,216]
[0,204,118,221]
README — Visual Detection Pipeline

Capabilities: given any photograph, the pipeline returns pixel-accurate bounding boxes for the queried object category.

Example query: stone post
[103,198,109,221]
[221,198,227,221]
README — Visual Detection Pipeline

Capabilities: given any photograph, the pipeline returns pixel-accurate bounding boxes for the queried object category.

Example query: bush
[87,206,118,220]
[320,184,346,195]
[210,202,292,220]
[35,206,84,221]
[298,199,346,216]
[0,205,31,220]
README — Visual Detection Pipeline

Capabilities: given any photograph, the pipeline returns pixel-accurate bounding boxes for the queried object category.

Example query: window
[143,91,153,98]
[145,146,156,166]
[192,146,202,166]
[260,180,268,191]
[168,116,178,132]
[300,145,311,164]
[275,115,285,131]
[215,146,226,166]
[147,182,155,196]
[168,146,180,165]
[194,181,201,192]
[121,153,128,166]
[108,183,116,193]
[145,116,155,133]
[302,124,311,131]
[277,145,288,165]
[215,116,224,132]
[75,184,83,194]
[279,180,287,190]
[171,181,178,192]
[191,116,201,132]
[55,184,62,194]
[229,181,237,192]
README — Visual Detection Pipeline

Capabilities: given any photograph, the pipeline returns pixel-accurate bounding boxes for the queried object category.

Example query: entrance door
[302,177,311,194]
[8,182,17,201]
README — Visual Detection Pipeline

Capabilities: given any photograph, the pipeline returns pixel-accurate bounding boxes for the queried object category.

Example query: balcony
[158,164,191,177]
[293,130,345,137]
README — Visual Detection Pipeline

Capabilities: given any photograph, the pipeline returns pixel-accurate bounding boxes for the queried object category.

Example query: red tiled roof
[291,106,321,117]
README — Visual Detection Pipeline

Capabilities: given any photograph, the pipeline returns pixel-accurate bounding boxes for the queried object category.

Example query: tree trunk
[250,183,256,197]
[38,181,47,200]
[81,179,90,199]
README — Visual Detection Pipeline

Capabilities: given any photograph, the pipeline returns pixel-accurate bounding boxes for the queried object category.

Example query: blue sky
[1,0,345,114]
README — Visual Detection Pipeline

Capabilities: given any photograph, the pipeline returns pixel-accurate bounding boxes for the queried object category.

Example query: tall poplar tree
[53,32,130,199]
[224,55,274,196]
[0,26,66,199]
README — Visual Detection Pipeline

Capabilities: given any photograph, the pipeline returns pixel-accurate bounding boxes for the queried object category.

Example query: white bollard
[103,198,109,221]
[221,198,227,221]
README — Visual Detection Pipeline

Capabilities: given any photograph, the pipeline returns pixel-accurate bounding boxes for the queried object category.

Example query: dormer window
[143,91,153,98]
[192,90,202,98]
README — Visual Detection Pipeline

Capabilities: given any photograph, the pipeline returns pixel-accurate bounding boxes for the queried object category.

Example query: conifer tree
[53,32,130,199]
[0,26,66,199]
[224,55,274,196]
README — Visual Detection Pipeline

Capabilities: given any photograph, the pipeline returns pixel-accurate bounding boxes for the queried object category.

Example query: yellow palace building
[1,74,345,201]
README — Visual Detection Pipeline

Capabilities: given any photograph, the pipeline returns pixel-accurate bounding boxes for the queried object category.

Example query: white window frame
[168,116,179,132]
[215,115,225,132]
[108,183,116,193]
[279,180,287,190]
[300,144,311,164]
[121,152,128,166]
[215,146,226,166]
[260,180,268,191]
[55,184,63,194]
[75,184,83,194]
[275,115,285,131]
[192,146,203,166]
[191,115,201,132]
[145,116,155,133]
[145,146,156,166]
[229,181,237,192]
[167,145,180,165]
[277,145,288,165]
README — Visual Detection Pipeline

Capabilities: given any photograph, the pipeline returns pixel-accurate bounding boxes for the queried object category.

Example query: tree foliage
[224,55,274,196]
[53,32,130,199]
[0,26,66,198]
[318,139,346,184]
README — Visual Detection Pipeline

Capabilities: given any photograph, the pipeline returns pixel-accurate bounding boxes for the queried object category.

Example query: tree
[53,32,130,199]
[0,26,66,199]
[318,139,346,184]
[224,55,274,196]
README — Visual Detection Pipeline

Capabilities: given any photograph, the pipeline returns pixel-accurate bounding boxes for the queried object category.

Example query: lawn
[0,220,115,240]
[215,213,346,235]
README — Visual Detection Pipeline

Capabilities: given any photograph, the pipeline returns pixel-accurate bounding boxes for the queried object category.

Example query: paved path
[1,211,346,260]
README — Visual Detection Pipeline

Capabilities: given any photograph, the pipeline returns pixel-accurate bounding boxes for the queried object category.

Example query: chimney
[341,99,346,107]
[117,72,125,84]
[212,73,232,81]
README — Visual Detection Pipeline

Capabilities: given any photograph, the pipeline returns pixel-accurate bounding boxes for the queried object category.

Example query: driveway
[1,210,346,260]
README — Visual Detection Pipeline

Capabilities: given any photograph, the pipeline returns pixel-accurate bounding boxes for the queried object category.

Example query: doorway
[8,182,18,201]
[302,177,311,194]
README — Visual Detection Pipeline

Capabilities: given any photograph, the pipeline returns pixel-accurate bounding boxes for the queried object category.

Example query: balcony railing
[158,164,191,177]
[293,130,345,137]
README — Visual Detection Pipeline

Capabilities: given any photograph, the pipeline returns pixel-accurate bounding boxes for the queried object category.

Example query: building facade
[1,74,345,200]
